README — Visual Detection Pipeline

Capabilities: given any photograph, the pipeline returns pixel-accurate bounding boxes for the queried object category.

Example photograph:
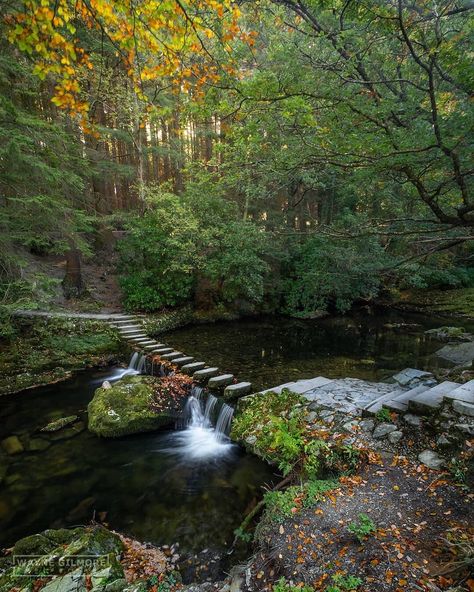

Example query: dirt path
[248,455,473,592]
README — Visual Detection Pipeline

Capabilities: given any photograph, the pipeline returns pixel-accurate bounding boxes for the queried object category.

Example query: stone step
[383,384,432,413]
[144,344,161,350]
[364,388,406,414]
[173,356,194,367]
[224,382,252,400]
[193,367,219,383]
[443,380,474,405]
[118,327,143,333]
[181,362,206,375]
[160,351,183,361]
[152,347,174,355]
[262,377,333,396]
[208,374,234,389]
[409,381,460,413]
[392,368,434,387]
[452,400,474,417]
[126,334,148,340]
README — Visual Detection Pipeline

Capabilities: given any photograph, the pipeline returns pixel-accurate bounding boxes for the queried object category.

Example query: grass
[399,287,474,318]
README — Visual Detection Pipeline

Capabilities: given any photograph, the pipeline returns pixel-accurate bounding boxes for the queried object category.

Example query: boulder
[435,342,474,366]
[88,375,178,438]
[425,326,472,342]
[388,430,403,444]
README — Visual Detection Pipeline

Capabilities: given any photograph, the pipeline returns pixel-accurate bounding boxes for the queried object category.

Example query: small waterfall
[128,352,139,370]
[136,355,146,374]
[166,392,235,460]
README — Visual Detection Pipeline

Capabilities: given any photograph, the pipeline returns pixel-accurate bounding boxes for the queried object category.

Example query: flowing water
[0,367,276,578]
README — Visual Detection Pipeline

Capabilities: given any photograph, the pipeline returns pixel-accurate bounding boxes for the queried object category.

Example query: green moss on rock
[88,375,177,438]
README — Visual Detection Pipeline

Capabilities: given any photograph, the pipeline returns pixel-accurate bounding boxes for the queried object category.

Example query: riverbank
[388,288,474,320]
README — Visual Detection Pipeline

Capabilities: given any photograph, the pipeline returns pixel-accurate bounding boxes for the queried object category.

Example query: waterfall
[165,393,235,460]
[128,352,139,370]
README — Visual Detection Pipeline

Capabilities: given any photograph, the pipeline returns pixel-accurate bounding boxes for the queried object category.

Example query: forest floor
[247,454,474,592]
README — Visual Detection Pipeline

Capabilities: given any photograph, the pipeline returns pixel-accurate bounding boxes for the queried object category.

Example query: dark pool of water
[0,368,276,568]
[164,308,473,391]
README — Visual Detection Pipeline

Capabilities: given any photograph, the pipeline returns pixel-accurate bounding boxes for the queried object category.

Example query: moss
[398,288,474,318]
[0,317,126,396]
[87,375,177,438]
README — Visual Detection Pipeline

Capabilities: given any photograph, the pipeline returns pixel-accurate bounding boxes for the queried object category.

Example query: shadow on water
[163,308,473,391]
[0,367,276,571]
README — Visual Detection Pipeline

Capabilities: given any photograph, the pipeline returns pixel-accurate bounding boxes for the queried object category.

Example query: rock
[436,342,474,366]
[41,415,78,432]
[425,326,472,342]
[87,375,181,437]
[245,435,257,445]
[392,368,433,387]
[452,400,474,417]
[418,450,444,470]
[403,413,422,427]
[455,423,474,436]
[436,434,451,446]
[29,438,52,452]
[342,420,359,433]
[388,430,403,444]
[1,435,24,455]
[224,382,252,401]
[373,423,397,439]
[360,419,375,432]
[102,380,112,390]
[306,411,318,423]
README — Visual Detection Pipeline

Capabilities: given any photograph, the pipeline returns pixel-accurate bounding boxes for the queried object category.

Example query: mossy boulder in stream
[0,525,125,592]
[88,375,178,437]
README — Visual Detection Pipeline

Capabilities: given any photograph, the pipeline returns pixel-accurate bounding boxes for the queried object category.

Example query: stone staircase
[109,315,252,399]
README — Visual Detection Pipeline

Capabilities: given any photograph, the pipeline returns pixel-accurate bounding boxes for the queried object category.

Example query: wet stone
[373,423,397,439]
[1,435,24,455]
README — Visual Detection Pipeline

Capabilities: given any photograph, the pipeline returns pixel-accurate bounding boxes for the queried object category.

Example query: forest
[1,0,472,326]
[0,3,473,592]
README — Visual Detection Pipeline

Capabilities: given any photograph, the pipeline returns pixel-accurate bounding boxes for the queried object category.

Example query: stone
[418,450,444,470]
[436,342,474,366]
[87,375,179,437]
[452,399,474,417]
[436,434,451,446]
[455,423,474,436]
[403,413,422,427]
[193,367,219,382]
[388,430,404,444]
[410,381,460,412]
[160,351,183,361]
[181,362,206,375]
[1,435,24,455]
[207,374,234,389]
[306,411,318,423]
[360,419,375,432]
[342,420,359,433]
[444,380,474,404]
[245,435,257,445]
[425,326,472,342]
[224,382,252,400]
[373,423,397,439]
[41,415,78,432]
[102,381,112,390]
[173,356,194,367]
[29,438,52,452]
[392,368,433,387]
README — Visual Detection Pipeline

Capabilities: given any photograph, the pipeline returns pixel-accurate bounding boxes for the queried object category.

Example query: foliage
[375,408,392,423]
[283,230,386,315]
[118,183,272,312]
[326,574,363,592]
[273,577,314,592]
[347,514,377,543]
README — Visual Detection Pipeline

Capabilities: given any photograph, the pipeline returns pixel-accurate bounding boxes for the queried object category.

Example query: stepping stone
[261,377,332,396]
[383,384,431,413]
[409,381,460,413]
[135,340,155,346]
[119,327,143,333]
[392,368,433,387]
[365,387,413,414]
[224,382,252,400]
[173,356,194,367]
[444,380,474,405]
[193,368,219,383]
[160,351,183,361]
[152,347,174,355]
[208,374,234,389]
[144,344,161,350]
[181,362,206,375]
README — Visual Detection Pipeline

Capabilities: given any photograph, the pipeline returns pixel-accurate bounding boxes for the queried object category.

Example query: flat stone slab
[409,381,460,412]
[208,374,234,389]
[392,368,434,386]
[151,347,174,354]
[444,380,474,404]
[193,367,219,382]
[224,382,252,400]
[261,377,333,395]
[435,342,474,366]
[452,400,474,417]
[160,351,183,361]
[173,356,194,367]
[181,362,206,375]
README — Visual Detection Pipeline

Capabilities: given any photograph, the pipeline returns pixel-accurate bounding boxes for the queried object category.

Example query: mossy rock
[1,526,125,592]
[425,326,472,342]
[87,375,176,438]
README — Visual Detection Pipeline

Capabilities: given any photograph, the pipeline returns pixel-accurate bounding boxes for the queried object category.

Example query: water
[0,368,276,570]
[163,309,473,391]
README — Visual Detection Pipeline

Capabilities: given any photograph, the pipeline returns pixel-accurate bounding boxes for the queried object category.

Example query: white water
[163,394,235,461]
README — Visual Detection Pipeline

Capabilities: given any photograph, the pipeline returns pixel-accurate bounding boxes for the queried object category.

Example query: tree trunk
[62,248,86,299]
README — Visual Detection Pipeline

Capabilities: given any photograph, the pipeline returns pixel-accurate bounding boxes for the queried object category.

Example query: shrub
[347,513,376,543]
